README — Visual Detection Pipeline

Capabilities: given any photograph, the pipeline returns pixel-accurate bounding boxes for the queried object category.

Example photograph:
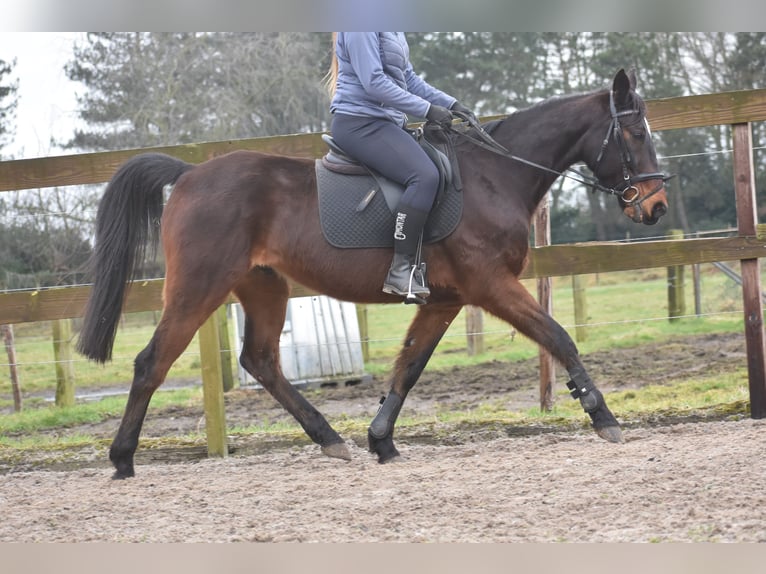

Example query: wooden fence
[2,88,766,457]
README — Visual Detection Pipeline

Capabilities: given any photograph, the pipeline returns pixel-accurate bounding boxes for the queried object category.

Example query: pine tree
[64,32,332,151]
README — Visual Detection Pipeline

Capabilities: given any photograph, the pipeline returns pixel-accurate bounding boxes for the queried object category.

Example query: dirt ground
[1,331,765,542]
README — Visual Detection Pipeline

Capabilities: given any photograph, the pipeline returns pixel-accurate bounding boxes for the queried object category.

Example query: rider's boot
[382,204,430,304]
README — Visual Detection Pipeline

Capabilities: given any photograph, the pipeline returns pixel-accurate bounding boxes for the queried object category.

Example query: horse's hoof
[111,468,134,480]
[368,429,401,463]
[375,444,401,464]
[321,442,352,461]
[595,425,624,443]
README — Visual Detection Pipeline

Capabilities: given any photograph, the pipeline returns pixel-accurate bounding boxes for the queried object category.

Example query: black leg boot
[382,205,430,303]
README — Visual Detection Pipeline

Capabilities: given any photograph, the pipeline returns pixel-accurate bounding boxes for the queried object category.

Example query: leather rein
[447,92,673,206]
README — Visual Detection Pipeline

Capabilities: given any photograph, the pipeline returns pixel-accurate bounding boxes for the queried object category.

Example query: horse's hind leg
[233,266,350,460]
[479,277,623,443]
[368,303,462,463]
[109,287,232,479]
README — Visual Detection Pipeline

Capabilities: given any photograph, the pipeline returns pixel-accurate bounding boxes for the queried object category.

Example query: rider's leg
[330,113,439,302]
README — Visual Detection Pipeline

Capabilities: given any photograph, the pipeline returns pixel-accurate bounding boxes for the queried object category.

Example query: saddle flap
[420,138,453,194]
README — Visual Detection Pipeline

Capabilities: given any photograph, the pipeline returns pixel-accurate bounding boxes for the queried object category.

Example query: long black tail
[77,153,194,363]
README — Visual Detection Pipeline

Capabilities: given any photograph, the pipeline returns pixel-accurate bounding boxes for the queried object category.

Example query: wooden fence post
[216,306,234,392]
[198,313,228,458]
[692,232,702,316]
[2,324,22,412]
[535,198,555,411]
[572,275,588,342]
[52,318,75,407]
[466,306,484,356]
[667,229,686,321]
[732,123,766,419]
[356,304,369,362]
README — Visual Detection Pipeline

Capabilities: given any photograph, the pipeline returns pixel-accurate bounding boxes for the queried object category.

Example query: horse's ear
[612,68,633,107]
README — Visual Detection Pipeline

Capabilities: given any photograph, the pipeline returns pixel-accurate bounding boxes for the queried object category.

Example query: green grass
[0,387,202,437]
[364,264,748,374]
[4,312,206,394]
[0,367,751,452]
[215,366,750,434]
[2,264,750,395]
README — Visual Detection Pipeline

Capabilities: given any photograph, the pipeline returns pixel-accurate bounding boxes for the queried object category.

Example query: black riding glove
[450,101,477,123]
[426,104,454,129]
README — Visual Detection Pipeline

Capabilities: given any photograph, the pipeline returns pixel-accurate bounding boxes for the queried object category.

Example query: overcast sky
[0,32,83,159]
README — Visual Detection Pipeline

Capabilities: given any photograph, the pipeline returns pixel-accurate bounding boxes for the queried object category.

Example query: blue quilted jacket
[330,32,456,126]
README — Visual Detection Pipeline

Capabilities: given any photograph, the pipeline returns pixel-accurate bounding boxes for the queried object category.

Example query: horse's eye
[631,130,646,140]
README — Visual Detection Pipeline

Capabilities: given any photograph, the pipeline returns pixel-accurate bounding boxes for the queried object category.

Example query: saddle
[315,125,463,249]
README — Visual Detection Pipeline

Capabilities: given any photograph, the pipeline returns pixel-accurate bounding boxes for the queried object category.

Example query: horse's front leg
[479,277,623,443]
[369,303,462,462]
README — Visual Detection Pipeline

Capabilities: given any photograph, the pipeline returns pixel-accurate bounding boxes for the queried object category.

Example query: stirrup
[382,262,429,304]
[405,293,428,305]
[404,263,429,305]
[382,229,430,304]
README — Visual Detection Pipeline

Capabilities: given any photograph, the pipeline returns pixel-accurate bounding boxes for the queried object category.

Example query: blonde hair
[324,32,338,98]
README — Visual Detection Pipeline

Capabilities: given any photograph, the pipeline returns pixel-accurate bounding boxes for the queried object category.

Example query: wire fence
[0,262,756,404]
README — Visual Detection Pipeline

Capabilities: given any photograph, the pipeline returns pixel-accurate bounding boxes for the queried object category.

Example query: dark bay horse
[77,69,669,479]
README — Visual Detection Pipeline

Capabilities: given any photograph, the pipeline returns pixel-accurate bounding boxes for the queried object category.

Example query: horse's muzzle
[650,201,668,221]
[622,178,669,225]
[631,198,667,225]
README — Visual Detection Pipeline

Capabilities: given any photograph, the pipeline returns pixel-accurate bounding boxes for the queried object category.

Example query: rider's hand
[426,104,454,128]
[450,101,477,123]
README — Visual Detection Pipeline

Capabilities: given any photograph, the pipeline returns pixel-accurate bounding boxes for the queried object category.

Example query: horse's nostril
[653,203,668,219]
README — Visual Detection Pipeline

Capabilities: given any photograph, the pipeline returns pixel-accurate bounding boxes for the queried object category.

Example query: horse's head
[590,69,670,225]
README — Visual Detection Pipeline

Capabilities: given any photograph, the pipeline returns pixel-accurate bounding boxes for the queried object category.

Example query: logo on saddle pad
[394,212,407,240]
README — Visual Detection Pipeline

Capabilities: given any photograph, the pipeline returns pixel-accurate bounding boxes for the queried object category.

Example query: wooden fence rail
[1,233,764,326]
[2,88,766,454]
[1,89,765,194]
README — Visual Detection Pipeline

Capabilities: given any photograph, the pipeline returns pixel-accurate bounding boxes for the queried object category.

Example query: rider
[327,32,475,303]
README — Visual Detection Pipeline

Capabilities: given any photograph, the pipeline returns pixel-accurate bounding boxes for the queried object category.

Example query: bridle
[591,89,671,206]
[448,91,673,207]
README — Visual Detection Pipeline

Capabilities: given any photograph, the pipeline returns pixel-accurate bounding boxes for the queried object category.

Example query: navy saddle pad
[315,150,462,249]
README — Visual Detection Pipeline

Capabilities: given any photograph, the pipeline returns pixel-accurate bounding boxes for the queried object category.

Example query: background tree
[411,32,764,242]
[730,33,766,221]
[409,32,548,116]
[666,33,766,235]
[0,57,22,288]
[0,55,94,289]
[0,220,91,289]
[3,32,762,289]
[0,57,17,154]
[65,32,332,151]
